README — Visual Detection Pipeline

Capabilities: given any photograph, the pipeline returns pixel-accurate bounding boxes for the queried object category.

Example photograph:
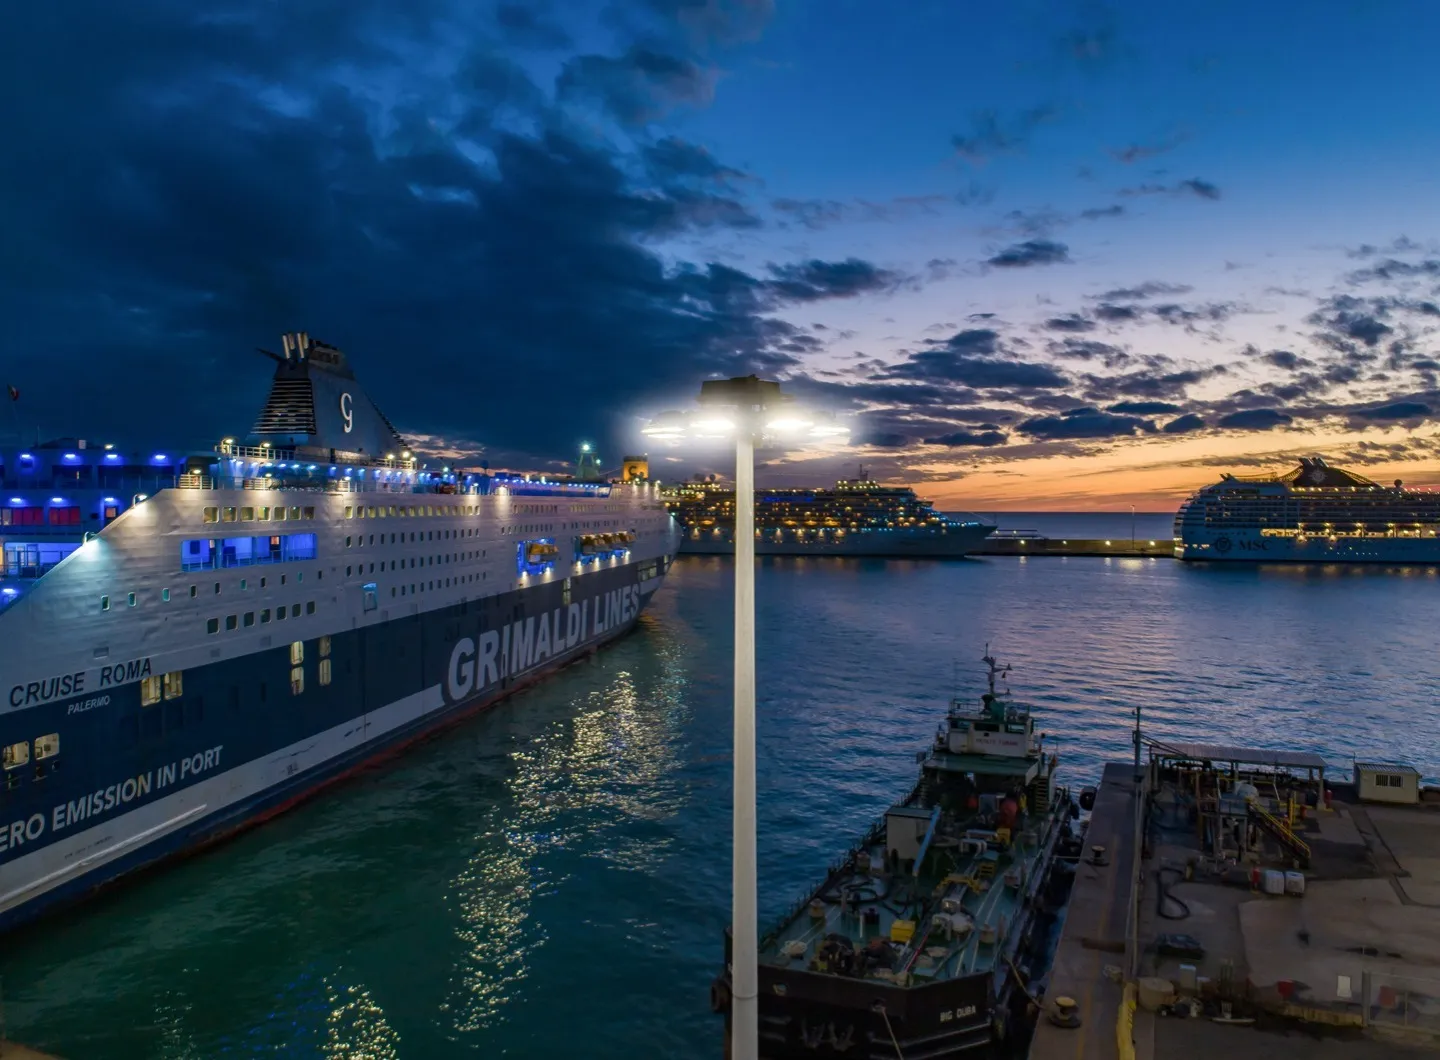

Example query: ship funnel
[248,333,409,459]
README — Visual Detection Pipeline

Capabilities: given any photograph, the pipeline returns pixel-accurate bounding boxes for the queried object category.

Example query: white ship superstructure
[0,333,679,931]
[1174,456,1440,563]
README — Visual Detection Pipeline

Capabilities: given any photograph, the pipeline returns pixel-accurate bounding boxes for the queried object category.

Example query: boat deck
[761,808,1064,986]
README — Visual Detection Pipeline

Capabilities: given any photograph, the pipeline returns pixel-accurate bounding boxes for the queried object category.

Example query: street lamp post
[644,377,846,1060]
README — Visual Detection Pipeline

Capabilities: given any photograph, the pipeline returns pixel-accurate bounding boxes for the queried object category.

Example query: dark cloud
[1119,179,1221,201]
[1046,339,1132,367]
[771,194,950,230]
[1018,407,1155,440]
[986,240,1070,268]
[1217,408,1292,430]
[558,46,715,125]
[951,106,1059,164]
[1078,204,1126,221]
[922,430,1008,447]
[1044,313,1095,332]
[1353,401,1432,421]
[765,259,902,302]
[1093,281,1193,301]
[1162,413,1206,434]
[643,136,745,182]
[1093,303,1140,321]
[1108,400,1181,414]
[0,0,889,462]
[1346,236,1423,259]
[495,3,573,49]
[1107,130,1188,164]
[884,330,1069,390]
[1259,349,1310,371]
[1086,367,1219,400]
[1345,258,1440,285]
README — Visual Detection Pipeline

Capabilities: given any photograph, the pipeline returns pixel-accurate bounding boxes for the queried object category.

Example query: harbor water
[3,554,1438,1058]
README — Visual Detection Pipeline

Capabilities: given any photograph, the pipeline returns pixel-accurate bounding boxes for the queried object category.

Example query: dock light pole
[643,378,847,1060]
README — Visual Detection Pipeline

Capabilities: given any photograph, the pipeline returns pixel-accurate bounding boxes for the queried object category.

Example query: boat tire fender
[710,976,731,1013]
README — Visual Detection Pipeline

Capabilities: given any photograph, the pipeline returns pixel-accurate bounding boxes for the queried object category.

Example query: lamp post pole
[645,376,846,1060]
[732,424,758,1060]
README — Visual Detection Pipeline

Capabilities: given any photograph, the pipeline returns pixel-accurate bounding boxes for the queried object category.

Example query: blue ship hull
[0,563,658,933]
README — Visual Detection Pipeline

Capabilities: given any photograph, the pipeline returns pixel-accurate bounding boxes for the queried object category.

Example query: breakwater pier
[975,538,1173,558]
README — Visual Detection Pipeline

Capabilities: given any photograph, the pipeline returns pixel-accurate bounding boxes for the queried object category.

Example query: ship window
[190,585,197,597]
[274,507,287,522]
[260,577,266,588]
[260,608,271,623]
[163,671,184,699]
[306,601,315,615]
[303,507,315,520]
[161,588,170,602]
[34,734,58,760]
[127,592,136,607]
[141,675,162,706]
[203,506,219,523]
[225,614,238,631]
[290,666,304,695]
[240,579,247,590]
[345,506,353,519]
[101,595,110,611]
[319,635,331,657]
[346,566,352,576]
[222,507,236,522]
[290,640,304,665]
[281,574,286,585]
[207,618,219,634]
[291,604,300,619]
[362,583,377,611]
[289,507,301,521]
[319,658,332,686]
[240,507,255,521]
[297,572,303,583]
[346,536,352,547]
[276,606,286,621]
[3,741,29,769]
[214,582,221,594]
[243,611,255,627]
[258,507,270,520]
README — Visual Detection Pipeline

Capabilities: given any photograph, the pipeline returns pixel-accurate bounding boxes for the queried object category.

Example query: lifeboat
[525,542,559,564]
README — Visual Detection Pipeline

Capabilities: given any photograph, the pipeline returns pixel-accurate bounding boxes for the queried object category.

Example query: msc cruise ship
[0,333,679,932]
[1175,456,1440,563]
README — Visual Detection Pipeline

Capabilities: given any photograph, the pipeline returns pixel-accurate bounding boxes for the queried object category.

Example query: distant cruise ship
[662,472,994,557]
[1174,456,1440,562]
[0,333,679,932]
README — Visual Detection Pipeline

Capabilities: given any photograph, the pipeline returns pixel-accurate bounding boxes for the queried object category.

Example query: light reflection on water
[1,556,1438,1058]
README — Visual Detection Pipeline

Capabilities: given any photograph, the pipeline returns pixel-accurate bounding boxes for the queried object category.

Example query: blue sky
[4,0,1439,506]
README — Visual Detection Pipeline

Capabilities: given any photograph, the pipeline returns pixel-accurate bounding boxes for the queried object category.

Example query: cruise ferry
[1174,456,1440,563]
[0,333,679,932]
[663,473,995,557]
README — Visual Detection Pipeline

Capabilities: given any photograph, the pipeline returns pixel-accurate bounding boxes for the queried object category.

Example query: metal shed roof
[1146,739,1327,771]
[1354,762,1421,776]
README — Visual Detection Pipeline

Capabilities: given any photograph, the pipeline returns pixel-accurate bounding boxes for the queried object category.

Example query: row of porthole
[206,601,315,633]
[100,570,320,612]
[204,505,316,524]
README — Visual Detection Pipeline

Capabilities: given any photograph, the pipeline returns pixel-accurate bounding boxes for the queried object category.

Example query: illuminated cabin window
[258,507,270,519]
[34,734,59,760]
[319,635,331,657]
[141,675,162,706]
[222,507,236,522]
[204,507,219,523]
[180,533,317,571]
[240,506,255,521]
[274,507,287,522]
[290,640,304,665]
[163,671,183,699]
[319,659,332,686]
[3,741,29,769]
[290,666,304,695]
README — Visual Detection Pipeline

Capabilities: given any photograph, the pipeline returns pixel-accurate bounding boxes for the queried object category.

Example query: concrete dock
[1029,762,1139,1060]
[1030,758,1440,1060]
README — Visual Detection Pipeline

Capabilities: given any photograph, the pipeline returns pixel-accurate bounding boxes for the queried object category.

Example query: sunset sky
[6,1,1439,509]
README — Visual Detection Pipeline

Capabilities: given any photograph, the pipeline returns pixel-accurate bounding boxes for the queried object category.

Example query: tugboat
[714,650,1080,1057]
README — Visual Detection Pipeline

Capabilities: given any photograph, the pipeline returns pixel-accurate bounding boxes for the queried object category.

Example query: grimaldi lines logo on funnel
[444,583,643,703]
